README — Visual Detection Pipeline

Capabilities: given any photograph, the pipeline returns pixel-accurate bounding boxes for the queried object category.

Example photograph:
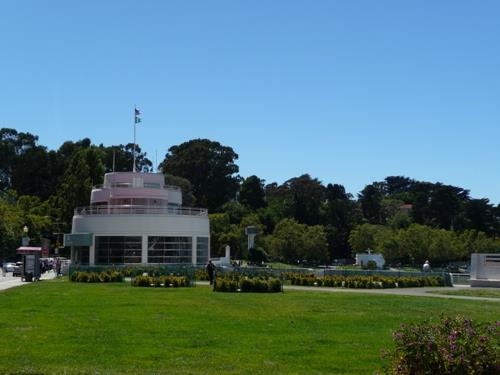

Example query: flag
[134,107,141,124]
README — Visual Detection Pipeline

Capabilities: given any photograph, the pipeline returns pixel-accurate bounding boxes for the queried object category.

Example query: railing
[74,205,208,216]
[449,273,470,286]
[93,183,181,191]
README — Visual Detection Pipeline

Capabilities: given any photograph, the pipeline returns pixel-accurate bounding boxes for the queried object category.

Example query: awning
[63,233,93,247]
[17,247,43,254]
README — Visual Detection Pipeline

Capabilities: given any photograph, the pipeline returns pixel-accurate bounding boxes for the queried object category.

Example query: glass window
[196,237,209,265]
[95,236,142,265]
[147,236,192,264]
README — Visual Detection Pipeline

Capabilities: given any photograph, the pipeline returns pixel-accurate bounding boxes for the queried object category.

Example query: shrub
[240,278,254,292]
[381,315,500,374]
[133,275,153,287]
[99,272,111,282]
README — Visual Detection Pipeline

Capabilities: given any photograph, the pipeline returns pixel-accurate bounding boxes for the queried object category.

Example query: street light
[22,225,29,246]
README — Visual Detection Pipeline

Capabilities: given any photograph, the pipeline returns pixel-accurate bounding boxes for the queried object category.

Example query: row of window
[92,236,209,265]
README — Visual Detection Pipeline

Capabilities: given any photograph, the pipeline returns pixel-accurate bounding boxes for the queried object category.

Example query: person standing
[423,260,431,272]
[206,260,216,285]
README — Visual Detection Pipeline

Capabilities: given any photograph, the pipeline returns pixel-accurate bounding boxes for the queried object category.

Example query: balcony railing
[74,205,208,216]
[93,183,181,191]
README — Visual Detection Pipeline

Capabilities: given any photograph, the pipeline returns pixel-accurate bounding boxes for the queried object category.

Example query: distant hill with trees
[1,127,499,264]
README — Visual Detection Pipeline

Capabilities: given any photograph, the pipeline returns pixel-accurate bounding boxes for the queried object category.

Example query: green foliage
[269,218,329,264]
[239,175,266,210]
[286,272,446,289]
[132,275,189,287]
[381,315,500,374]
[248,246,268,264]
[214,275,282,293]
[70,271,124,283]
[160,138,241,211]
[364,260,377,270]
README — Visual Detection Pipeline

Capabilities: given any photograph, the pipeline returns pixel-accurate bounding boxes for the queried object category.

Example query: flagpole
[133,106,136,173]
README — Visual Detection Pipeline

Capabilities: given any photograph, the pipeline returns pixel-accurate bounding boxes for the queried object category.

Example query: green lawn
[427,288,500,299]
[1,280,499,375]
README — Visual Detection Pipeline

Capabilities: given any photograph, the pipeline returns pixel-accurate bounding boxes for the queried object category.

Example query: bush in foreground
[132,275,190,287]
[214,276,282,293]
[288,273,445,289]
[70,271,123,283]
[380,315,500,374]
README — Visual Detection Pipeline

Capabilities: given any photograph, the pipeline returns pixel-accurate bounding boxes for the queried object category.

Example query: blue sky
[1,1,499,203]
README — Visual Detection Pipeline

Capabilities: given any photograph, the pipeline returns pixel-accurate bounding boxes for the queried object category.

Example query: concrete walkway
[284,285,500,302]
[198,281,500,302]
[0,270,57,291]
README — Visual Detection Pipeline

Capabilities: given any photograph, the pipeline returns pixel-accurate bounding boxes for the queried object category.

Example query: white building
[355,250,385,269]
[64,172,210,266]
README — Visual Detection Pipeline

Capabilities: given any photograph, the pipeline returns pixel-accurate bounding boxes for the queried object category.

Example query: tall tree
[239,175,266,210]
[101,143,152,173]
[358,184,383,224]
[51,148,105,230]
[323,183,358,259]
[159,139,241,211]
[0,128,39,191]
[285,174,326,225]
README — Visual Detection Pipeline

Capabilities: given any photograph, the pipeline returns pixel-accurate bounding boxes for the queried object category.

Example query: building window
[196,237,209,265]
[73,246,89,265]
[95,236,142,265]
[148,236,192,264]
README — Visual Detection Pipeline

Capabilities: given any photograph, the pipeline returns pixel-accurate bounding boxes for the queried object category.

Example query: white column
[89,245,95,265]
[141,235,148,264]
[192,236,197,265]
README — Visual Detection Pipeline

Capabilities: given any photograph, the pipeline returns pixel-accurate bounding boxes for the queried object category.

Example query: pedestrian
[206,260,216,285]
[0,260,4,277]
[423,260,431,272]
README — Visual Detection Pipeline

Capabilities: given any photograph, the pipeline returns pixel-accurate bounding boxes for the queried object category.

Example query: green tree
[52,148,105,230]
[348,223,383,253]
[165,174,196,207]
[101,143,152,173]
[358,184,383,224]
[239,175,266,210]
[286,174,326,225]
[160,139,240,211]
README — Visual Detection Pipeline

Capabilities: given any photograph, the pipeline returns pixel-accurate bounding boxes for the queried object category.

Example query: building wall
[71,214,209,266]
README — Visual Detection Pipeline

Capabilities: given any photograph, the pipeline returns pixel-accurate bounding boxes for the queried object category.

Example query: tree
[0,128,38,191]
[285,174,326,225]
[268,218,329,264]
[239,175,266,210]
[323,183,359,259]
[52,148,105,230]
[348,223,384,254]
[358,184,383,224]
[101,143,152,173]
[165,174,196,207]
[160,139,240,211]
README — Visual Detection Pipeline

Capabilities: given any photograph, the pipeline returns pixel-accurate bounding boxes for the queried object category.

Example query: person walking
[206,260,216,285]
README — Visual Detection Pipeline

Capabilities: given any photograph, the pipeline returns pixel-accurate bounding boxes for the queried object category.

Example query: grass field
[1,279,499,374]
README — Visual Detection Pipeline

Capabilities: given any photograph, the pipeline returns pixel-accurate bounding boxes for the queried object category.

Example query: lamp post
[22,225,29,246]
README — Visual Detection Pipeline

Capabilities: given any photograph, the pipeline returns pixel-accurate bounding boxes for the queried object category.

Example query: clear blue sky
[1,1,499,203]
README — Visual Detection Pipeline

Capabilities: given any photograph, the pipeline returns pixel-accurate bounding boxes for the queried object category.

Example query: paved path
[198,281,500,302]
[284,285,500,302]
[0,270,57,291]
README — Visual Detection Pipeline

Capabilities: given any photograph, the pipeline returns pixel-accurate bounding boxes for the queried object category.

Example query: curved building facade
[64,172,210,266]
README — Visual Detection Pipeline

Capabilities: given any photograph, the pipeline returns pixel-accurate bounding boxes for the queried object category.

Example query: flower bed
[287,273,445,289]
[214,275,282,293]
[132,275,190,288]
[380,315,500,374]
[70,271,124,283]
